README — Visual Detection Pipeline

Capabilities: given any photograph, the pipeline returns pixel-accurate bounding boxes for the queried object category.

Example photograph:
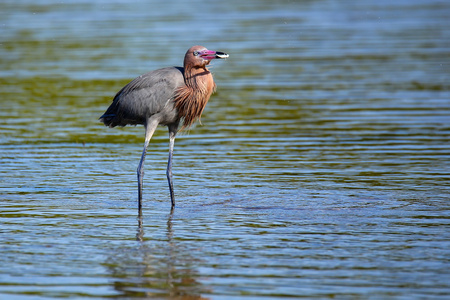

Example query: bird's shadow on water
[105,208,210,299]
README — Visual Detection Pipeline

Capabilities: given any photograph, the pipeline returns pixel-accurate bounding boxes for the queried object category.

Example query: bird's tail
[99,113,116,127]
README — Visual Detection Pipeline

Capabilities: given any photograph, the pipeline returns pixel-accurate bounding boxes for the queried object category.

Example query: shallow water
[1,0,450,298]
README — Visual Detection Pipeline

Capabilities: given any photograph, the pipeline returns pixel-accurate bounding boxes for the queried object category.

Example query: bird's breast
[173,70,216,129]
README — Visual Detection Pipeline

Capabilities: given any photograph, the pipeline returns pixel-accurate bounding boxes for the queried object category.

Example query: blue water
[1,0,449,298]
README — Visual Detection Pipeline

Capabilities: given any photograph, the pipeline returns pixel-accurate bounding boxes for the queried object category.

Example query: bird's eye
[193,51,199,56]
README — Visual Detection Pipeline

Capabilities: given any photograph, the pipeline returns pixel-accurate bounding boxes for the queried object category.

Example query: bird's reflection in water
[136,209,145,242]
[107,208,210,299]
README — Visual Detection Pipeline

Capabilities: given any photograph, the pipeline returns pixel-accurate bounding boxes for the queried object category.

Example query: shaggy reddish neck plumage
[174,58,216,129]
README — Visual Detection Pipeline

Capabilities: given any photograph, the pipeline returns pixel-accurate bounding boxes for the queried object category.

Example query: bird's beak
[214,51,229,59]
[200,50,229,60]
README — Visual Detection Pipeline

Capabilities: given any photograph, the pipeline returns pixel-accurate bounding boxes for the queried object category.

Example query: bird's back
[100,67,185,127]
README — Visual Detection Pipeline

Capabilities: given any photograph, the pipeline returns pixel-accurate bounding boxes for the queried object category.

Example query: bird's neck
[173,66,216,129]
[184,66,211,87]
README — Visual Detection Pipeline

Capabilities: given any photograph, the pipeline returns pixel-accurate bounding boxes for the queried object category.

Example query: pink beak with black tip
[198,49,229,60]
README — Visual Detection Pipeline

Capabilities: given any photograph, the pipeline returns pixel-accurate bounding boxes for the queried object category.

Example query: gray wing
[100,67,185,127]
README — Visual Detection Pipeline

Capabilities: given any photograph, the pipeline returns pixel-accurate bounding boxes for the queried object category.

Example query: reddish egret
[100,45,229,210]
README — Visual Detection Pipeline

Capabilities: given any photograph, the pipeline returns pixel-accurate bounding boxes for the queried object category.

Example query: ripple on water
[1,0,450,298]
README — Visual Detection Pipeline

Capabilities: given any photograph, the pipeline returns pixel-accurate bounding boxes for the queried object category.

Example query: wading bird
[100,46,228,211]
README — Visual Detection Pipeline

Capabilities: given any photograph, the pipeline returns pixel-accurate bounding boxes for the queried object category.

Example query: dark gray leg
[137,120,158,212]
[166,125,178,208]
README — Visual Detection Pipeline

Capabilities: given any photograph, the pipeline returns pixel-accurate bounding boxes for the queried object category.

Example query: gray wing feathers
[100,67,184,127]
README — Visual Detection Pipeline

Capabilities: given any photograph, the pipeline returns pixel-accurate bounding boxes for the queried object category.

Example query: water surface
[1,0,450,298]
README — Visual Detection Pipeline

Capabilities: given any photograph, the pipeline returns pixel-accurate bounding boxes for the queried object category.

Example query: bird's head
[184,45,229,68]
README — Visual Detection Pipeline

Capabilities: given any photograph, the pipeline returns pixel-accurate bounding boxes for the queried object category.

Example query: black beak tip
[215,51,229,59]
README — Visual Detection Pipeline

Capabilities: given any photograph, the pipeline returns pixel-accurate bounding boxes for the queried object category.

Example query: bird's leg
[166,126,178,208]
[137,120,158,212]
